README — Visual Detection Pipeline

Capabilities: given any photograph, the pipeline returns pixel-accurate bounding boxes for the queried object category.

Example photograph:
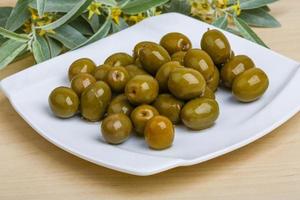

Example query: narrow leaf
[48,25,87,49]
[45,36,62,57]
[0,27,29,42]
[239,8,281,28]
[233,16,268,47]
[29,0,81,13]
[5,0,32,31]
[69,16,94,36]
[96,0,117,6]
[32,34,51,63]
[240,0,278,10]
[37,0,46,17]
[82,13,100,33]
[0,7,13,27]
[212,15,228,29]
[163,0,191,15]
[261,5,271,12]
[76,18,112,48]
[122,0,169,15]
[111,18,128,33]
[0,40,27,70]
[40,0,93,30]
[226,27,241,36]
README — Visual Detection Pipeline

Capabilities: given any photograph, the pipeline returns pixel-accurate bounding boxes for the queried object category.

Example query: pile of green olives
[48,30,269,150]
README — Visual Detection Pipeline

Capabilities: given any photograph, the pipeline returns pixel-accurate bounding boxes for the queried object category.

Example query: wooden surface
[1,0,300,199]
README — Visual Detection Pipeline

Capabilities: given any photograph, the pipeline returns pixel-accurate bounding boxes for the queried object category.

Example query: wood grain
[1,0,300,199]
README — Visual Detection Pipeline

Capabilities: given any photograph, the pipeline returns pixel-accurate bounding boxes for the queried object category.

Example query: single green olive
[139,43,171,75]
[101,113,132,144]
[221,55,255,88]
[49,87,79,118]
[130,105,159,136]
[133,41,157,59]
[160,32,192,55]
[134,58,143,68]
[155,61,183,92]
[144,115,174,150]
[125,75,159,105]
[107,94,134,116]
[94,64,111,81]
[71,73,96,96]
[104,52,134,67]
[201,29,231,65]
[171,51,186,65]
[184,48,215,81]
[206,66,220,92]
[232,68,269,102]
[125,64,148,79]
[200,86,216,99]
[168,68,206,100]
[68,58,96,81]
[80,81,112,121]
[181,98,219,130]
[153,94,184,124]
[106,66,130,93]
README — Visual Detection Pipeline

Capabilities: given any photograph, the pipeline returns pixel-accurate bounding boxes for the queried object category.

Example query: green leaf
[37,0,46,17]
[0,27,29,42]
[261,5,271,12]
[76,18,112,48]
[45,36,62,57]
[233,16,268,48]
[240,0,278,10]
[0,39,27,70]
[5,0,32,31]
[239,8,280,28]
[122,0,169,15]
[48,25,87,49]
[226,27,241,36]
[40,0,93,30]
[118,0,130,7]
[212,14,228,29]
[82,13,100,33]
[96,0,117,6]
[111,18,128,33]
[0,7,13,27]
[29,0,81,13]
[69,16,94,36]
[32,33,51,63]
[163,0,191,15]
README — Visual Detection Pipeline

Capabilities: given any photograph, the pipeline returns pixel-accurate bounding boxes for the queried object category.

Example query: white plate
[1,13,300,176]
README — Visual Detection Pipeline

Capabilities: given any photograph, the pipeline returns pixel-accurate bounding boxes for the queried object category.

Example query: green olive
[168,68,206,100]
[144,115,174,150]
[232,68,269,102]
[155,61,183,92]
[134,58,143,68]
[68,58,96,81]
[133,41,157,59]
[101,113,132,144]
[106,66,130,93]
[80,81,112,121]
[71,73,96,96]
[139,43,171,75]
[131,105,159,136]
[206,66,220,92]
[94,64,111,81]
[49,87,79,118]
[171,51,186,65]
[201,29,231,65]
[107,94,134,116]
[201,86,215,99]
[184,48,215,81]
[153,94,184,124]
[104,52,134,67]
[181,98,219,130]
[160,32,192,55]
[125,64,148,79]
[125,75,159,105]
[221,55,255,88]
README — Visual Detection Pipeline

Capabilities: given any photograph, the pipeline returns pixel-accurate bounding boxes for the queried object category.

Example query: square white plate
[1,13,300,176]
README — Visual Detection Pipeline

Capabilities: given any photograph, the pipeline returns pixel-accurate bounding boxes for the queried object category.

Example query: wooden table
[1,0,300,199]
